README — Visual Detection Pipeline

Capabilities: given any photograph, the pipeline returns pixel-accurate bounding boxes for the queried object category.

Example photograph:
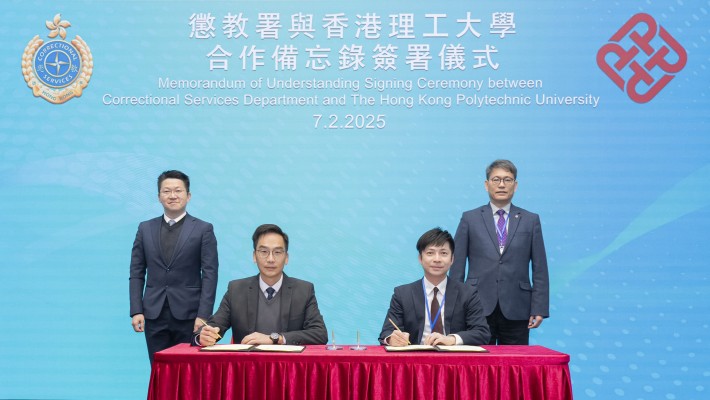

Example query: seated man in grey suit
[196,224,327,346]
[378,228,490,346]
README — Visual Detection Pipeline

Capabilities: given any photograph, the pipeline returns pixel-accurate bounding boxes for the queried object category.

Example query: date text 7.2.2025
[313,114,386,129]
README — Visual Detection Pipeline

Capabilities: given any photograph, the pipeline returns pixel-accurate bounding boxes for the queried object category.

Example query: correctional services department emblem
[21,14,93,104]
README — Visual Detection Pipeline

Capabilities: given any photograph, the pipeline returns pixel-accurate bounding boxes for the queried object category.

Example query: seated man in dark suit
[379,228,490,346]
[196,224,327,346]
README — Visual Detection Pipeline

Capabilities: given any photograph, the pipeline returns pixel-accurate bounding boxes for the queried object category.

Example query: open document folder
[384,345,488,352]
[200,344,305,353]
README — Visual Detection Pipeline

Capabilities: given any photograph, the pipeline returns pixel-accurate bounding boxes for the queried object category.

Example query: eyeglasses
[255,248,286,259]
[489,177,515,186]
[160,189,186,197]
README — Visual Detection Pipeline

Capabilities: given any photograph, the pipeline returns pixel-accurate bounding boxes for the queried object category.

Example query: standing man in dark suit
[378,228,489,346]
[197,224,327,347]
[450,159,549,345]
[129,170,219,363]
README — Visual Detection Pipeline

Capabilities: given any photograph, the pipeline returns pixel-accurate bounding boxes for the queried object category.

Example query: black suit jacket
[450,204,549,320]
[202,274,328,345]
[129,214,219,320]
[378,278,490,345]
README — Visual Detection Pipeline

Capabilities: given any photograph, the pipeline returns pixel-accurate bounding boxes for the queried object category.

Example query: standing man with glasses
[195,224,327,347]
[129,170,219,364]
[450,160,549,345]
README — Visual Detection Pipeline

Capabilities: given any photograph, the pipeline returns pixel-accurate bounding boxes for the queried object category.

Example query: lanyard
[422,279,446,333]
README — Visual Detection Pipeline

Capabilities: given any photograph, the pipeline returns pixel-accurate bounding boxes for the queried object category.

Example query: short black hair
[158,170,190,193]
[416,227,454,254]
[485,159,517,180]
[252,224,289,251]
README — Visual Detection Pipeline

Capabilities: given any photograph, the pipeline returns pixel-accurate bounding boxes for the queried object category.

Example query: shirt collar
[423,276,447,296]
[163,212,187,223]
[259,274,283,295]
[490,203,511,215]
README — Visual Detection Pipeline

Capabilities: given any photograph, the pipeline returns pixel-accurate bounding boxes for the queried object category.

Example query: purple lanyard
[422,279,446,333]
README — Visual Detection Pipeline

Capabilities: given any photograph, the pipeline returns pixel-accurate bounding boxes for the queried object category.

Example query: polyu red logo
[597,13,687,103]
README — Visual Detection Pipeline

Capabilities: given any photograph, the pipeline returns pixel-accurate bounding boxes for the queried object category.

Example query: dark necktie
[431,287,444,334]
[496,209,507,247]
[266,287,275,300]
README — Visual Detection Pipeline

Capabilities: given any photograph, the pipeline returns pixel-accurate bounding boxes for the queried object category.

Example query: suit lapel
[169,214,195,267]
[279,275,292,331]
[481,205,499,253]
[502,205,522,255]
[246,275,259,333]
[411,280,426,343]
[443,280,459,335]
[150,217,169,267]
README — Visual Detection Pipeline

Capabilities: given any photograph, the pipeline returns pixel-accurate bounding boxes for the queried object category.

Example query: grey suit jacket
[129,214,219,320]
[204,274,328,345]
[450,204,549,320]
[378,278,490,345]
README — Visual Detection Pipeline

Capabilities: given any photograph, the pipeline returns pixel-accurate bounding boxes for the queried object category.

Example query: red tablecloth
[149,344,572,400]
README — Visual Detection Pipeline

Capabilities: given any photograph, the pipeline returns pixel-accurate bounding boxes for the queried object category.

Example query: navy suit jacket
[129,214,219,320]
[378,278,490,345]
[450,204,549,320]
[203,274,328,345]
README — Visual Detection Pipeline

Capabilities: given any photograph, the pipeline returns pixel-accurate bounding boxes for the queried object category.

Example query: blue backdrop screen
[0,1,708,399]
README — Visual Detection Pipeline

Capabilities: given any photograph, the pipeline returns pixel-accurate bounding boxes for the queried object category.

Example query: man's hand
[199,325,221,347]
[424,332,456,346]
[241,332,276,345]
[131,314,145,332]
[193,318,202,333]
[528,315,543,329]
[387,330,411,347]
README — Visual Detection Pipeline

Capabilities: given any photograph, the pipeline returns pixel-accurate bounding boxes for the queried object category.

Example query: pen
[198,317,222,339]
[388,318,411,345]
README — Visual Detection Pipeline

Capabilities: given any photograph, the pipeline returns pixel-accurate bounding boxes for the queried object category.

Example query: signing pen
[388,317,411,345]
[198,317,222,339]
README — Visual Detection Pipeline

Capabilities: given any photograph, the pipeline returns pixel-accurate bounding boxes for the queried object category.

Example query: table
[149,344,572,400]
